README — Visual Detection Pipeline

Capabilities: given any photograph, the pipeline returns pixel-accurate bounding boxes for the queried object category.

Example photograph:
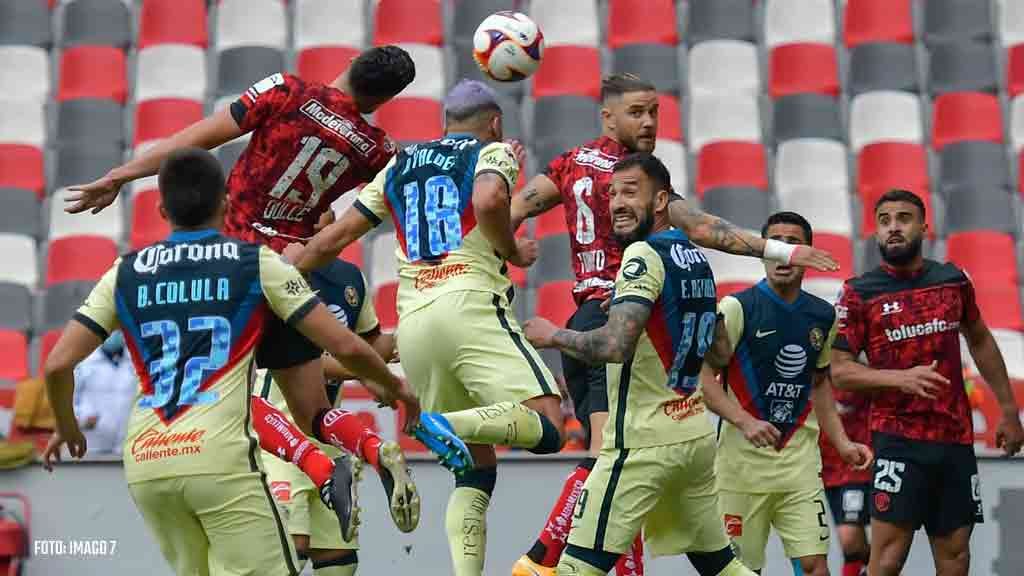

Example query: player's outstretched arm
[65,108,245,214]
[665,198,839,272]
[292,207,375,272]
[812,371,873,469]
[509,173,562,231]
[525,300,650,364]
[962,314,1024,455]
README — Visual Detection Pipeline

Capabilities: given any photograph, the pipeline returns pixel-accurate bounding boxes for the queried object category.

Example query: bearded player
[63,46,425,530]
[509,74,839,576]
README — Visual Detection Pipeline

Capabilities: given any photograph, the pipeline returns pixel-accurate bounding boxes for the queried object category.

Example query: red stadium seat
[975,287,1023,331]
[0,331,28,382]
[856,142,935,238]
[138,0,207,49]
[534,204,569,240]
[695,141,768,198]
[57,45,127,103]
[296,46,359,85]
[133,98,203,146]
[373,282,399,331]
[1009,45,1024,98]
[607,0,678,48]
[656,94,683,142]
[45,236,118,285]
[532,46,601,100]
[932,92,1003,150]
[339,240,363,269]
[535,281,576,327]
[970,378,1002,448]
[375,98,442,143]
[374,0,443,46]
[804,233,853,281]
[0,145,44,198]
[506,264,527,288]
[843,0,914,48]
[768,43,839,98]
[36,329,61,375]
[130,189,171,249]
[717,282,755,300]
[946,231,1018,286]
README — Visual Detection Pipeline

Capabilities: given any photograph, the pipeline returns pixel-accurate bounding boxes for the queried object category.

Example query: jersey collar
[881,260,929,280]
[167,228,220,243]
[445,132,477,140]
[756,278,806,311]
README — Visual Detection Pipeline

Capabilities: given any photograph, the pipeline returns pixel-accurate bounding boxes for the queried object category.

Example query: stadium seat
[375,98,442,144]
[803,278,845,304]
[0,234,36,288]
[946,230,1017,286]
[688,40,760,97]
[928,42,998,95]
[1011,47,1024,98]
[56,99,123,148]
[932,92,1003,150]
[534,204,568,240]
[534,234,573,287]
[843,0,914,48]
[772,94,842,145]
[138,0,207,49]
[216,0,286,51]
[530,0,599,47]
[607,0,678,48]
[944,186,1017,234]
[0,331,29,382]
[706,249,764,285]
[687,0,754,45]
[532,46,601,100]
[496,93,524,143]
[1020,151,1024,196]
[372,282,399,330]
[339,240,364,270]
[45,236,118,286]
[1013,97,1024,153]
[535,281,576,327]
[775,139,849,198]
[695,141,768,198]
[0,100,45,148]
[54,145,123,191]
[452,0,516,45]
[611,45,680,95]
[216,140,248,174]
[804,234,853,281]
[135,45,207,103]
[61,0,130,47]
[656,94,683,143]
[399,44,445,100]
[532,96,600,151]
[974,287,1023,331]
[296,47,359,85]
[0,283,32,332]
[1001,0,1024,48]
[0,145,44,198]
[768,43,839,98]
[689,94,761,152]
[0,46,50,102]
[133,99,203,147]
[924,0,993,45]
[295,0,364,50]
[701,187,772,231]
[216,47,285,98]
[847,43,919,96]
[849,91,923,152]
[778,184,852,238]
[658,140,688,198]
[856,142,930,204]
[0,0,51,48]
[47,192,124,242]
[57,45,126,104]
[130,188,170,250]
[374,0,443,46]
[0,188,40,238]
[763,0,835,49]
[369,231,398,288]
[938,141,1010,197]
[39,282,94,332]
[990,331,1024,379]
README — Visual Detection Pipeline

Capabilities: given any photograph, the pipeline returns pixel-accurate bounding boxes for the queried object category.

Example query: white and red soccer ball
[472,11,545,82]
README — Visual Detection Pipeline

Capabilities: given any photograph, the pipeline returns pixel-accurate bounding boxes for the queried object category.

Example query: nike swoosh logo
[755,329,776,338]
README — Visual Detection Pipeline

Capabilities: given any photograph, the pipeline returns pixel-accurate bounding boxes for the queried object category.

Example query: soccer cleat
[411,412,474,475]
[512,555,555,576]
[377,440,421,533]
[319,454,363,541]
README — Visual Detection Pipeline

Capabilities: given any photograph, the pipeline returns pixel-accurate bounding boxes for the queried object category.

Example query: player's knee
[937,547,970,576]
[798,556,828,576]
[876,552,907,576]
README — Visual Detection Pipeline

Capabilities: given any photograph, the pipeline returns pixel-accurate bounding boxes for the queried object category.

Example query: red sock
[843,560,866,576]
[314,407,383,469]
[251,397,334,488]
[615,535,644,576]
[527,460,593,567]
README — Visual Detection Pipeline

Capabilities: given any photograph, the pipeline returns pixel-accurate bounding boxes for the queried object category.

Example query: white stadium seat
[689,93,762,152]
[216,0,287,51]
[706,248,764,284]
[295,0,365,50]
[369,231,399,289]
[398,43,445,100]
[135,45,207,103]
[775,139,849,197]
[848,91,924,153]
[0,234,38,288]
[48,191,124,242]
[0,99,45,148]
[1011,96,1024,153]
[777,185,853,238]
[803,278,844,304]
[656,139,688,199]
[999,0,1024,47]
[688,40,760,97]
[0,46,50,103]
[764,0,836,49]
[529,0,599,47]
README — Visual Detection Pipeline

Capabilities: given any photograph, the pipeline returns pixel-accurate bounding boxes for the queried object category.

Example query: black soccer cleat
[376,441,421,533]
[319,454,363,542]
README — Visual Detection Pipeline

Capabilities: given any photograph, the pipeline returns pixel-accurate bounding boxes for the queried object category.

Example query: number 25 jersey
[354,134,520,318]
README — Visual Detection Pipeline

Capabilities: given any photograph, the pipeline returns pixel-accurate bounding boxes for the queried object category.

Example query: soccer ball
[472,11,545,82]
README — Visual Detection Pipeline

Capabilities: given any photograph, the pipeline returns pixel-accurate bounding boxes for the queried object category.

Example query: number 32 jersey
[74,230,321,483]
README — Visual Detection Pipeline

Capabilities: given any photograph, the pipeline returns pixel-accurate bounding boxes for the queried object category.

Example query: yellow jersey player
[41,148,410,576]
[288,80,567,576]
[524,153,756,576]
[698,211,873,576]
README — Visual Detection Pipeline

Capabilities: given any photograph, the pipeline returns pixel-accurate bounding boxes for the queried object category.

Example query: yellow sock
[445,486,490,576]
[556,552,608,575]
[443,401,544,448]
[716,558,759,576]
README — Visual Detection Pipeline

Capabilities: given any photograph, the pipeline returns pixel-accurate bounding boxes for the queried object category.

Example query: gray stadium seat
[0,188,40,238]
[532,96,600,149]
[217,141,249,174]
[452,0,518,44]
[772,94,842,145]
[216,47,285,98]
[0,0,51,47]
[496,93,523,142]
[928,42,998,95]
[848,43,919,96]
[701,187,773,231]
[56,99,124,148]
[39,281,96,332]
[924,0,993,45]
[687,0,755,45]
[939,141,1011,197]
[54,145,123,191]
[944,186,1016,234]
[611,45,681,94]
[0,283,32,332]
[61,0,131,48]
[534,234,574,287]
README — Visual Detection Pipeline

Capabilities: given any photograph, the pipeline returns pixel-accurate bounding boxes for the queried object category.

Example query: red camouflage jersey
[226,73,395,253]
[544,136,628,305]
[819,387,872,486]
[834,260,980,445]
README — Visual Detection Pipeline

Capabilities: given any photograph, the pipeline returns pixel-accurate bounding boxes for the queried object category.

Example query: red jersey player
[832,189,1024,576]
[509,74,840,576]
[63,46,425,542]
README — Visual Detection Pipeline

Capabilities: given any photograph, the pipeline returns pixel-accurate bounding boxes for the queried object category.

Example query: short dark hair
[613,152,672,193]
[874,188,926,219]
[601,73,656,103]
[761,211,813,244]
[158,147,225,228]
[348,45,416,100]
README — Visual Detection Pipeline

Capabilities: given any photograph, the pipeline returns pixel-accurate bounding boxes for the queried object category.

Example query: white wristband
[764,239,797,264]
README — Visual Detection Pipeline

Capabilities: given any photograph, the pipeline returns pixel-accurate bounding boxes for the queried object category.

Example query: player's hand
[789,245,839,273]
[41,427,87,472]
[739,417,780,448]
[996,413,1024,457]
[282,242,305,264]
[507,237,539,268]
[839,441,874,470]
[895,361,949,399]
[314,209,336,232]
[505,139,526,170]
[65,171,124,214]
[523,316,559,349]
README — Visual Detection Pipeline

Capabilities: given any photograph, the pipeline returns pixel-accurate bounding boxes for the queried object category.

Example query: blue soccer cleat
[411,413,474,475]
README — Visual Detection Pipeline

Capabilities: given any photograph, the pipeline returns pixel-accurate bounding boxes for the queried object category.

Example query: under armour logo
[881,301,903,315]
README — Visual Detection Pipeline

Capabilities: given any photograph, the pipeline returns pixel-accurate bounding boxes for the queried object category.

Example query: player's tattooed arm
[551,301,651,364]
[666,198,762,257]
[510,174,562,230]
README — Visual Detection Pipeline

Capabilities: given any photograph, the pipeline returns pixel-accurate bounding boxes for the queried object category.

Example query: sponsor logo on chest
[884,318,959,342]
[300,99,376,155]
[573,147,618,171]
